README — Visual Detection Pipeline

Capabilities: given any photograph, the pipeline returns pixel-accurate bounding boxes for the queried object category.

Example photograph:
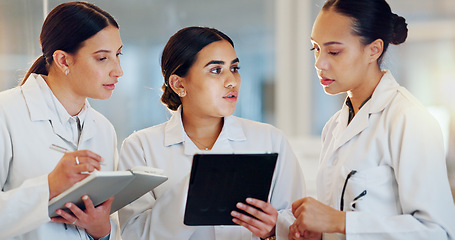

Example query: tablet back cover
[48,171,133,217]
[184,153,278,226]
[110,171,168,213]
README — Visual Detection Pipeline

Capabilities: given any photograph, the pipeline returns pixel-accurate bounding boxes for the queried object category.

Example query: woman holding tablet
[118,26,306,240]
[289,0,455,239]
[0,2,123,239]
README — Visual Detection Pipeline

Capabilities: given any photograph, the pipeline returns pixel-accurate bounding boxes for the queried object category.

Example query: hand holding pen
[48,145,112,236]
[48,144,105,200]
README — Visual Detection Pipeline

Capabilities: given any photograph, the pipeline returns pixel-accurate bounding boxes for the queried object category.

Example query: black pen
[351,190,367,210]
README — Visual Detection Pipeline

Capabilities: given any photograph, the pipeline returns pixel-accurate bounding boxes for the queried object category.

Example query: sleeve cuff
[87,233,110,240]
[275,208,295,240]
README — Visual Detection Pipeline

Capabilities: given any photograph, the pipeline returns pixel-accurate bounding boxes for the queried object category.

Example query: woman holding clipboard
[0,2,123,239]
[118,26,306,240]
[289,0,455,239]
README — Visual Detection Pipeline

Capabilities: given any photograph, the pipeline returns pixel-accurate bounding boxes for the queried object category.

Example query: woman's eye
[116,52,123,57]
[210,67,222,74]
[231,66,240,73]
[329,51,340,56]
[98,57,107,61]
[310,47,319,52]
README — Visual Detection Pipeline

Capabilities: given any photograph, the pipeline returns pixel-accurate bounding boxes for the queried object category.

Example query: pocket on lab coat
[343,165,401,216]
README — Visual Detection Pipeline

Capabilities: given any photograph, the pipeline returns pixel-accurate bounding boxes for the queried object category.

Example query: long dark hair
[160,26,234,111]
[21,1,119,85]
[323,0,408,65]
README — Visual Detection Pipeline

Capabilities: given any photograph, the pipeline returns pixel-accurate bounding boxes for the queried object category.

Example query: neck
[181,108,224,150]
[45,71,85,116]
[347,67,384,114]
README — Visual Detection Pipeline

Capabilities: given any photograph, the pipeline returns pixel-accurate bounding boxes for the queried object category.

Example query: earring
[65,69,69,75]
[179,91,186,97]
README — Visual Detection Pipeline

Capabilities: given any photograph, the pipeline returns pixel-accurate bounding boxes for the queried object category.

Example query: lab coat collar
[368,70,399,114]
[164,107,185,148]
[21,74,97,147]
[21,74,50,122]
[48,103,95,148]
[332,70,398,149]
[164,106,247,155]
[79,108,97,143]
[47,86,90,145]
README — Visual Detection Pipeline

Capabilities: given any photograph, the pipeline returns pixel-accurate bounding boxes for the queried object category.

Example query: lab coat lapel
[48,116,74,145]
[21,75,49,122]
[163,108,246,155]
[332,102,370,151]
[79,104,96,143]
[163,108,191,154]
[331,71,398,151]
[21,75,73,144]
[331,105,349,146]
[164,109,208,156]
[210,115,246,152]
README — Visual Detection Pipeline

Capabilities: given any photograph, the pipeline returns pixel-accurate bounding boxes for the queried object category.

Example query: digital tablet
[48,167,168,217]
[184,153,278,226]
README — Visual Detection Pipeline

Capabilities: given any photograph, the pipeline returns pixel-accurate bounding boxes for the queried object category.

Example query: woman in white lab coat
[0,2,123,240]
[289,0,455,239]
[118,26,306,240]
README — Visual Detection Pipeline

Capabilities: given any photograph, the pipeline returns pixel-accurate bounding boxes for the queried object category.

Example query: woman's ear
[52,50,72,75]
[367,39,384,63]
[169,74,186,97]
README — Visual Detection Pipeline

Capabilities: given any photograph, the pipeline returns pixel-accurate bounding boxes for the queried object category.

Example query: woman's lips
[103,83,116,90]
[320,77,335,86]
[223,91,238,102]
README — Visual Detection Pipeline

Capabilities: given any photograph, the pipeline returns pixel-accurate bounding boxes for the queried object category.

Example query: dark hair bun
[391,13,408,45]
[161,84,181,111]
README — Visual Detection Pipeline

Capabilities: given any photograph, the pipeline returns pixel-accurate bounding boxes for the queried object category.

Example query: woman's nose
[111,59,123,78]
[225,72,239,88]
[314,53,329,72]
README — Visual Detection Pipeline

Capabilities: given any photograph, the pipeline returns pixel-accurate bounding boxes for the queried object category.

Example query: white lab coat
[0,74,120,240]
[118,107,306,240]
[317,71,455,240]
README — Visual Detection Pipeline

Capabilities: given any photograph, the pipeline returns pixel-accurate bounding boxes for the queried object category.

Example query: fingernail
[237,202,244,208]
[82,195,88,200]
[246,198,253,203]
[65,203,72,208]
[231,211,239,217]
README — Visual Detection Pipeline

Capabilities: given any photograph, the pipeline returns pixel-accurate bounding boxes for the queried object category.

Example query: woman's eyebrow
[204,60,224,67]
[93,49,111,54]
[311,37,343,46]
[204,58,239,67]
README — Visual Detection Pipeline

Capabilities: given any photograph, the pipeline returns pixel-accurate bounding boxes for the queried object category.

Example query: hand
[289,224,322,240]
[51,195,113,239]
[231,198,278,239]
[291,197,346,235]
[48,150,104,199]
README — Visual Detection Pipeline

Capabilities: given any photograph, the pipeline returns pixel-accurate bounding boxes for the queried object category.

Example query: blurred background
[1,0,454,198]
